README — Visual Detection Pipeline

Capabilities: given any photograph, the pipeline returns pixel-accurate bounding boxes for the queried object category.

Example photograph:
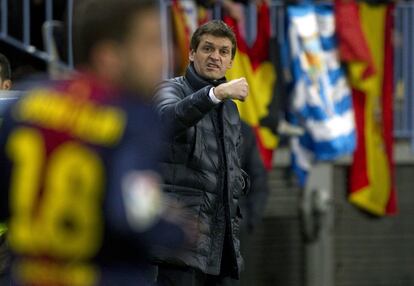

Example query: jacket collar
[185,63,227,91]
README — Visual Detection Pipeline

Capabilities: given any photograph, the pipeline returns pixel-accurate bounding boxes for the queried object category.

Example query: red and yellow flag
[171,1,211,76]
[224,4,278,170]
[171,0,192,75]
[336,0,397,215]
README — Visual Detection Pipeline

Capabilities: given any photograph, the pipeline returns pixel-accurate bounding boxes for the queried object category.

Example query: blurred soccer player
[0,53,12,90]
[0,0,188,285]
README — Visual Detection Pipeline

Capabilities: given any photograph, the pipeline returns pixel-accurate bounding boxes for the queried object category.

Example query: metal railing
[394,2,414,151]
[0,0,74,71]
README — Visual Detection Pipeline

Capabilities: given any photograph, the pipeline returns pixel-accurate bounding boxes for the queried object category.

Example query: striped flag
[225,4,278,170]
[286,4,356,186]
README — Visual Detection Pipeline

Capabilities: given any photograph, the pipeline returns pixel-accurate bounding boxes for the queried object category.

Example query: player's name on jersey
[12,88,126,146]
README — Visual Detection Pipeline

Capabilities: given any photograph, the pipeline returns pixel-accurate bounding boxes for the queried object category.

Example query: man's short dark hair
[73,0,156,66]
[0,53,11,81]
[190,20,237,59]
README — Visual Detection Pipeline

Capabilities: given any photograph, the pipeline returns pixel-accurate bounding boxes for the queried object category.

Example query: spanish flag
[336,0,397,215]
[171,1,211,76]
[171,0,192,75]
[224,4,278,170]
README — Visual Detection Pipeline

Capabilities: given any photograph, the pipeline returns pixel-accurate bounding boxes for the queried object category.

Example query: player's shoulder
[156,76,188,94]
[161,76,186,86]
[121,99,161,133]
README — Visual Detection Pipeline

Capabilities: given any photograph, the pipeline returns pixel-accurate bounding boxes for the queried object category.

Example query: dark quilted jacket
[152,64,248,277]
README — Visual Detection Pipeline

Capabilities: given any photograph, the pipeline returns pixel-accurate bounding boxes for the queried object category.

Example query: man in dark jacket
[153,20,249,286]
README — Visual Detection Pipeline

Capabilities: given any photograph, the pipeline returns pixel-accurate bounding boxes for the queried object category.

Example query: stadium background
[0,1,414,286]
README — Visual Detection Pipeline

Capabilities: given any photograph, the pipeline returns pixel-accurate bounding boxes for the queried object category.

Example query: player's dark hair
[0,53,11,81]
[73,0,156,66]
[190,20,237,59]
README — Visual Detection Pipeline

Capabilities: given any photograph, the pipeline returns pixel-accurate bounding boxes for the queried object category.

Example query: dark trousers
[156,234,239,286]
[155,264,239,286]
[221,225,254,286]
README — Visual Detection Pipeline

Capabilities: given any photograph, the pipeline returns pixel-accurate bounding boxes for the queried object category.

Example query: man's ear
[91,41,122,82]
[228,58,233,69]
[189,49,195,62]
[2,80,12,90]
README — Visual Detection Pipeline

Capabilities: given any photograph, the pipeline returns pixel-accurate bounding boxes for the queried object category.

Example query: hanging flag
[171,0,192,75]
[171,1,213,76]
[336,0,397,216]
[286,4,356,186]
[225,4,278,170]
[197,4,210,26]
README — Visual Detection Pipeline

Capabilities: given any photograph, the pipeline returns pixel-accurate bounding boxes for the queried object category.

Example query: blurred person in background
[0,0,190,285]
[0,53,12,90]
[0,52,12,285]
[153,20,249,286]
[239,121,269,235]
[223,120,269,286]
[223,3,279,280]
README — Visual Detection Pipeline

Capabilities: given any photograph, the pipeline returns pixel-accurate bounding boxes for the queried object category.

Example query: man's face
[189,35,233,80]
[120,8,164,96]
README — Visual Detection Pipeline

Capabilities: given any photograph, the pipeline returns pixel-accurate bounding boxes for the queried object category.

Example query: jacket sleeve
[153,81,218,135]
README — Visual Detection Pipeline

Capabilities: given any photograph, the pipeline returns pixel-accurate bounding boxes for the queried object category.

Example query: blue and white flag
[286,5,356,186]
